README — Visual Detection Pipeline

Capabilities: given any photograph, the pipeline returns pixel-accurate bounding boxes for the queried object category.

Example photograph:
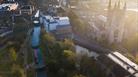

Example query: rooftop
[0,2,18,11]
[107,51,138,77]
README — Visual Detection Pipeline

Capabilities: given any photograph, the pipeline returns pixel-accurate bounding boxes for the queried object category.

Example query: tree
[73,74,86,77]
[9,47,17,62]
[41,33,56,45]
[40,33,106,77]
[123,33,138,53]
[135,55,138,64]
[62,39,75,51]
[12,70,22,77]
[64,50,75,58]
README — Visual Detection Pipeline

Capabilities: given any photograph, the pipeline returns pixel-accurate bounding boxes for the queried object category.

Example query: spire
[123,2,127,10]
[114,2,117,9]
[108,0,112,10]
[117,0,121,9]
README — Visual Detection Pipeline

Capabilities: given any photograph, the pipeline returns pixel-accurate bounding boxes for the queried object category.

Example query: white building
[42,16,73,39]
[0,2,18,11]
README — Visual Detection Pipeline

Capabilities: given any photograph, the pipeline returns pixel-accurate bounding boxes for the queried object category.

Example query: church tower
[106,0,126,44]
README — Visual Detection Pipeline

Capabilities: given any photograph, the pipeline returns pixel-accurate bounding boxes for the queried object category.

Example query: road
[21,28,32,77]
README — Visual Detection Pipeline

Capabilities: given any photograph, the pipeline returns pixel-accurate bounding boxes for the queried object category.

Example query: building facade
[106,0,126,43]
